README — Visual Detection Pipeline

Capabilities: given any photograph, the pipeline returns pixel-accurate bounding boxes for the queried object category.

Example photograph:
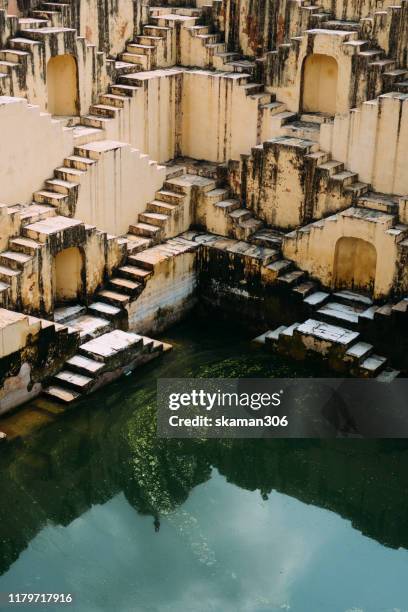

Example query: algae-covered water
[0,316,407,612]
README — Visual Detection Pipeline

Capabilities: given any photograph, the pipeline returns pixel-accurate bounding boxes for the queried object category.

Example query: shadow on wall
[301,53,339,115]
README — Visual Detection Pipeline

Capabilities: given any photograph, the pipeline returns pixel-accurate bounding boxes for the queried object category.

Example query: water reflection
[1,394,408,581]
[0,317,407,611]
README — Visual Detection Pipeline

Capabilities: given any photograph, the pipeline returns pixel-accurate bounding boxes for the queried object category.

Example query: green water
[0,317,407,612]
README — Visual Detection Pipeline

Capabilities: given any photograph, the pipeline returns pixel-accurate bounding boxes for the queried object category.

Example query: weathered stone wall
[7,0,148,56]
[221,0,406,56]
[70,0,149,57]
[127,251,198,334]
[68,140,166,236]
[283,209,406,299]
[321,92,408,196]
[0,97,74,206]
[0,309,79,413]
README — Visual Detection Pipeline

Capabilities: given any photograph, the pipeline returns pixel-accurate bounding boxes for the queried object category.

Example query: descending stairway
[44,328,171,403]
[256,250,408,379]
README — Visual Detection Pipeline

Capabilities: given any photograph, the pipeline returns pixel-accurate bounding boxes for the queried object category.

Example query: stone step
[110,84,141,97]
[278,269,305,287]
[109,276,142,296]
[344,181,369,198]
[345,341,374,364]
[55,166,87,182]
[357,192,398,214]
[52,370,94,393]
[229,209,252,223]
[147,200,177,215]
[155,189,185,205]
[292,281,317,299]
[43,385,80,403]
[300,112,333,125]
[317,301,364,328]
[44,178,79,195]
[143,25,170,38]
[283,120,321,142]
[391,298,408,319]
[120,52,149,68]
[8,236,42,256]
[0,49,30,62]
[303,291,331,309]
[0,265,21,285]
[214,199,241,214]
[126,43,155,55]
[138,212,169,228]
[33,189,68,207]
[64,154,97,171]
[295,318,360,349]
[53,304,87,324]
[238,217,264,236]
[250,229,284,249]
[81,114,112,130]
[128,222,162,238]
[359,354,387,377]
[99,93,127,108]
[124,235,153,254]
[67,314,112,342]
[374,303,393,320]
[89,103,119,118]
[280,322,301,339]
[318,160,344,177]
[264,259,293,281]
[0,250,33,270]
[136,35,163,47]
[96,289,130,308]
[72,125,105,146]
[65,354,105,377]
[115,60,139,75]
[87,301,123,321]
[9,37,42,52]
[19,203,56,224]
[0,60,20,74]
[376,367,400,382]
[331,170,358,186]
[333,290,373,308]
[120,261,154,279]
[253,326,287,346]
[206,188,230,205]
[79,329,144,363]
[18,17,49,30]
[22,215,84,243]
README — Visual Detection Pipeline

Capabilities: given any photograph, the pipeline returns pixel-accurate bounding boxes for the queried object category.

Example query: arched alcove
[47,54,79,116]
[333,237,377,293]
[302,53,338,115]
[53,247,84,303]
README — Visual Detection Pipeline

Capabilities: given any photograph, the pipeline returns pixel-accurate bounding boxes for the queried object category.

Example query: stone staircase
[0,203,58,310]
[241,131,370,229]
[33,138,165,220]
[29,0,73,28]
[204,187,265,240]
[256,279,405,379]
[0,13,113,105]
[266,14,408,110]
[44,328,171,403]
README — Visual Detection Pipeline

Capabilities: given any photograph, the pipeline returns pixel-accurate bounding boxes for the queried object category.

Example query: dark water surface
[0,317,407,612]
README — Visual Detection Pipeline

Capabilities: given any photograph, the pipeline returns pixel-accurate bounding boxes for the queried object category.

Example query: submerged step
[43,385,81,403]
